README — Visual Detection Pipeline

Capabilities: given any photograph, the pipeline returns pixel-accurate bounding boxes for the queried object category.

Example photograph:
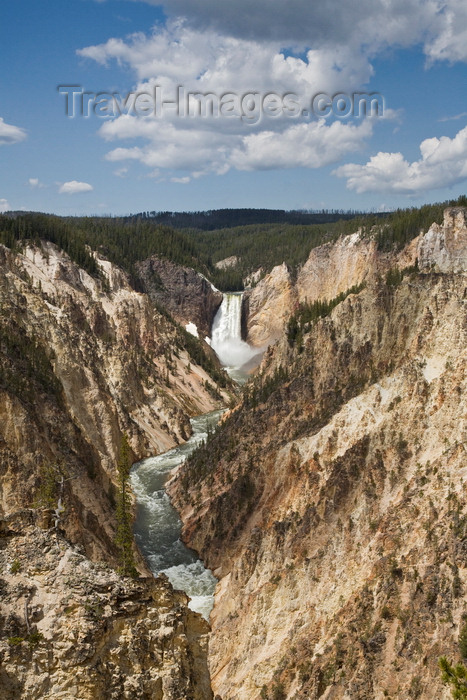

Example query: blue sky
[1,0,467,215]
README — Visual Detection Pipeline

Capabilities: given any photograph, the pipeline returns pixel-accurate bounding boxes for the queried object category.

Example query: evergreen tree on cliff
[115,433,138,578]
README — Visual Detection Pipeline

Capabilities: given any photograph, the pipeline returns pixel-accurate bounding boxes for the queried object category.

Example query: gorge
[0,204,466,699]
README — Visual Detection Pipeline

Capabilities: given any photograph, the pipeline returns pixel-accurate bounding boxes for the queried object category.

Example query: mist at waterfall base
[211,293,259,381]
[131,411,222,620]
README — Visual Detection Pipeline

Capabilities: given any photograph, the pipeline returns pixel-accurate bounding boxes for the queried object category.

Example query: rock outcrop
[243,263,294,348]
[137,256,223,338]
[214,256,239,270]
[0,511,212,700]
[170,210,467,699]
[243,222,421,350]
[418,207,467,273]
[295,231,377,303]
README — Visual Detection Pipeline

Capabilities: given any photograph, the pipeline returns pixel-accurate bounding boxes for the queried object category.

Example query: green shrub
[7,637,24,646]
[9,559,21,574]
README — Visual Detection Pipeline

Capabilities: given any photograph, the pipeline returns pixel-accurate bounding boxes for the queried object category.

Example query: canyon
[170,208,467,699]
[0,239,231,698]
[0,206,466,699]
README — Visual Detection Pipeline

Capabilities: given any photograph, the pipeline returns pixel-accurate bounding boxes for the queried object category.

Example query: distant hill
[124,208,365,230]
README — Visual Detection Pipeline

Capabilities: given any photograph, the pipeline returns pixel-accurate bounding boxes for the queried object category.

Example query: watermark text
[58,85,385,124]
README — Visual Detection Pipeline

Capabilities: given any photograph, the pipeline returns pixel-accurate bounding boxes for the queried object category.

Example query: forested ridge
[123,207,362,230]
[1,196,465,291]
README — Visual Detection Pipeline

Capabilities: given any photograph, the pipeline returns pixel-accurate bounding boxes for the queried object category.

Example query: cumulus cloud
[0,198,10,213]
[0,117,27,146]
[120,0,424,47]
[231,119,373,171]
[78,0,467,187]
[79,21,380,177]
[58,180,94,195]
[29,178,46,189]
[102,115,374,175]
[424,0,467,63]
[334,125,467,193]
[119,0,467,63]
[78,22,372,92]
[103,121,232,174]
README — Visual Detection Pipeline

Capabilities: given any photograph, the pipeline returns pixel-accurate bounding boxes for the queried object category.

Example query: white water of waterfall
[211,293,258,371]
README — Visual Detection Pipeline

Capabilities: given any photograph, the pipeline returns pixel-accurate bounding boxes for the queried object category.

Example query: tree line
[0,195,465,292]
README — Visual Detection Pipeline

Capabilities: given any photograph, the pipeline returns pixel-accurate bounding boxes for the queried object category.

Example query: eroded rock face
[418,207,467,273]
[242,229,416,350]
[171,267,467,700]
[137,256,223,338]
[215,256,239,270]
[296,232,377,305]
[243,263,294,348]
[0,512,212,700]
[0,241,230,563]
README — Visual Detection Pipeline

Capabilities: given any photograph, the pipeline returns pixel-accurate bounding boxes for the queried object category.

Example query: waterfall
[211,293,257,369]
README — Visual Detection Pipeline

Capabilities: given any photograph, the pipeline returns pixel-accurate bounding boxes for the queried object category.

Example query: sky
[1,0,467,215]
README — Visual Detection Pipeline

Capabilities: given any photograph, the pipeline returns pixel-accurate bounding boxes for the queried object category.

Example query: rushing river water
[131,410,223,620]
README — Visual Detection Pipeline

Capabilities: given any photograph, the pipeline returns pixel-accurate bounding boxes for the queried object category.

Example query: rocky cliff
[0,238,233,698]
[0,240,231,564]
[243,263,294,348]
[169,208,467,699]
[418,207,467,273]
[137,256,223,339]
[243,224,419,349]
[0,511,212,700]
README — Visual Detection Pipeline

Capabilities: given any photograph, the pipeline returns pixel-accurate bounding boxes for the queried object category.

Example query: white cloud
[78,1,467,182]
[78,22,372,92]
[29,177,46,189]
[113,167,128,177]
[231,119,373,170]
[438,112,467,122]
[0,117,27,146]
[334,125,467,194]
[58,180,94,195]
[79,22,380,177]
[0,198,10,213]
[102,114,374,175]
[119,0,467,64]
[103,122,232,175]
[171,176,191,183]
[424,0,467,63]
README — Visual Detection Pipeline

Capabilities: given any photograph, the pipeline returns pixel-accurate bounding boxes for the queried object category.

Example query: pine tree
[115,433,138,578]
[439,657,467,698]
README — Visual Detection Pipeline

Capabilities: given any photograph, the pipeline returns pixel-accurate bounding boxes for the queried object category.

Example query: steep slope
[0,511,212,700]
[136,256,223,338]
[0,238,232,699]
[169,208,467,700]
[0,240,231,564]
[243,225,419,349]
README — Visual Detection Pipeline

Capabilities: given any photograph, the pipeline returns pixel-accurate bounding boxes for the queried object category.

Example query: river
[130,410,223,620]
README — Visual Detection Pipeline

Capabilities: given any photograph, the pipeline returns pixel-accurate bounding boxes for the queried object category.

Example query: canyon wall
[0,511,212,700]
[0,239,230,698]
[243,225,420,349]
[137,256,223,338]
[170,208,467,700]
[0,240,231,564]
